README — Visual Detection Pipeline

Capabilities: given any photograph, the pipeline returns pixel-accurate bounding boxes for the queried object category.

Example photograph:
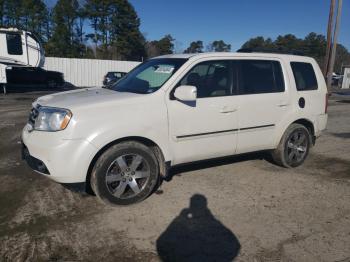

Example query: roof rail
[237,48,305,56]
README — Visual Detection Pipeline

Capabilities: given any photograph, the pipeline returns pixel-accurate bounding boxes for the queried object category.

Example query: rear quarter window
[290,62,318,91]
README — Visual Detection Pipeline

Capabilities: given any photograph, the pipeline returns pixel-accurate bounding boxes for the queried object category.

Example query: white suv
[22,52,328,205]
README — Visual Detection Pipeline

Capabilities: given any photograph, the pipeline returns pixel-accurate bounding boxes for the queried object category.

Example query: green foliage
[45,0,81,57]
[335,44,350,74]
[207,40,231,52]
[3,0,22,27]
[22,0,48,39]
[84,0,146,60]
[0,0,5,26]
[241,33,350,73]
[1,0,48,39]
[1,0,349,69]
[111,0,146,61]
[184,41,204,53]
[242,36,275,50]
[146,34,175,58]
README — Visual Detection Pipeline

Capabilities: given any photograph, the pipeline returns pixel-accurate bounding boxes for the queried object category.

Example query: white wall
[44,57,140,87]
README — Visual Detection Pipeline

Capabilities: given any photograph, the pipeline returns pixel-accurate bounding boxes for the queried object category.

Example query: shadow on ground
[166,151,271,181]
[157,194,240,262]
[331,132,350,139]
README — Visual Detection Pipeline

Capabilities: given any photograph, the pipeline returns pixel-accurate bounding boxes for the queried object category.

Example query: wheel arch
[86,136,167,191]
[292,118,315,144]
[275,118,316,148]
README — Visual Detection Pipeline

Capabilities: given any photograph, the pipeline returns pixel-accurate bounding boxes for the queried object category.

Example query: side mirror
[174,85,197,102]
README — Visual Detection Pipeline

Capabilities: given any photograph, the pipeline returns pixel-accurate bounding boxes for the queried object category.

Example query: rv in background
[0,28,45,93]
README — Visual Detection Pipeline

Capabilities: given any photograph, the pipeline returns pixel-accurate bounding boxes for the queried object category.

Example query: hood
[34,87,145,109]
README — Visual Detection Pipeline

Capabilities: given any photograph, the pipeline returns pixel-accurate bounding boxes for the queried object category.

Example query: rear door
[236,59,290,154]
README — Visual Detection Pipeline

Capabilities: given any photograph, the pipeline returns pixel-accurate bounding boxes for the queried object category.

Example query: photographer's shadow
[157,194,240,261]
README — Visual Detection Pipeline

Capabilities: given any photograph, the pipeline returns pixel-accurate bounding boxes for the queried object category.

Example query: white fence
[44,57,140,87]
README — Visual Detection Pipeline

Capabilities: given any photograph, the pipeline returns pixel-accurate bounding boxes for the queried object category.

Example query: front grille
[28,105,39,126]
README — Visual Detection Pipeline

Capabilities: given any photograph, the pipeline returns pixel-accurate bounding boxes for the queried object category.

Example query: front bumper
[22,144,50,175]
[21,124,98,183]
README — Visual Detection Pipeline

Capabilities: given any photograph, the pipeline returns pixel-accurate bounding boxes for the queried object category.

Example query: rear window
[238,60,285,94]
[6,33,23,55]
[290,62,318,91]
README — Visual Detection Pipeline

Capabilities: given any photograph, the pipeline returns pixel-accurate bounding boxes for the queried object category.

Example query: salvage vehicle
[6,67,64,88]
[22,52,328,205]
[103,71,127,86]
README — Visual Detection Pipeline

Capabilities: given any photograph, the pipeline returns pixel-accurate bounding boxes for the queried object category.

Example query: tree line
[0,0,349,71]
[241,33,350,73]
[0,0,148,60]
[0,0,233,60]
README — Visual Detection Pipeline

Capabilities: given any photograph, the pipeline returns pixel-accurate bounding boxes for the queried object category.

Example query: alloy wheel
[286,130,308,165]
[105,154,151,199]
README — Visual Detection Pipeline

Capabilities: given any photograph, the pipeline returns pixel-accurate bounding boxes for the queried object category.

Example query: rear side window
[238,60,285,95]
[290,62,318,91]
[6,33,23,55]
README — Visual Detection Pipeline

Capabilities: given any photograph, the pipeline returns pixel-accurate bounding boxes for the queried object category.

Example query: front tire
[271,124,312,168]
[91,141,159,205]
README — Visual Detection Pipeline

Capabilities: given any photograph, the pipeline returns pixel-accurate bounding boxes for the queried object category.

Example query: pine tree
[184,41,203,53]
[85,0,111,58]
[0,0,5,26]
[3,0,22,27]
[21,0,48,40]
[45,0,80,57]
[146,34,175,58]
[110,0,146,61]
[207,40,231,52]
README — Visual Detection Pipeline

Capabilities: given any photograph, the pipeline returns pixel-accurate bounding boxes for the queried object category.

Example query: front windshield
[110,58,187,94]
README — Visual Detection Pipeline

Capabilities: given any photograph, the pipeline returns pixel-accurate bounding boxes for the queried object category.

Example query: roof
[154,52,312,62]
[155,54,196,59]
[0,27,22,33]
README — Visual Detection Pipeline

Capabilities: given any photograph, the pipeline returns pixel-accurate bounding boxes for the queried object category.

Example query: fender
[273,116,316,147]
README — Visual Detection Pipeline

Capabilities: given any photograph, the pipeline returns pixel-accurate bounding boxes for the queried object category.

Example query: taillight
[325,93,329,114]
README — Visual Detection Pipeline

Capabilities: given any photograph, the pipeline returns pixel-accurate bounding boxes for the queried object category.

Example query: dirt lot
[0,89,349,262]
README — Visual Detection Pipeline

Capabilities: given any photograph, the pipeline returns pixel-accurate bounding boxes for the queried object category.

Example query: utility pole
[324,0,336,76]
[326,0,343,90]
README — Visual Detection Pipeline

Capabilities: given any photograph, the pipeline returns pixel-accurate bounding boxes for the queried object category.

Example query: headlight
[34,107,72,131]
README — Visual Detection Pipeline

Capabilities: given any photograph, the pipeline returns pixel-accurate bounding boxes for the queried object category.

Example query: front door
[167,60,239,165]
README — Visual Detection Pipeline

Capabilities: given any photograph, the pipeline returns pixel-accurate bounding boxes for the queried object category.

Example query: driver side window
[178,61,231,98]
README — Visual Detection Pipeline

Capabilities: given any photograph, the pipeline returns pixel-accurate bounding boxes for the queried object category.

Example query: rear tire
[271,124,312,168]
[91,141,159,205]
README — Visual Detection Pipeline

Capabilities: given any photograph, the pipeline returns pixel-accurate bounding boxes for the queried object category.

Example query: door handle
[220,106,238,113]
[277,101,289,107]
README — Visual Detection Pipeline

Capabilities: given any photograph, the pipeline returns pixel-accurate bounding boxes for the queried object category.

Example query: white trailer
[0,28,45,93]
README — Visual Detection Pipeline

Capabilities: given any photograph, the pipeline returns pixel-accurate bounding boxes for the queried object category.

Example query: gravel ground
[0,89,349,262]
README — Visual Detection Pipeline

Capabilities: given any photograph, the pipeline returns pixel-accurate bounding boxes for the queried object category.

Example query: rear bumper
[315,114,328,137]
